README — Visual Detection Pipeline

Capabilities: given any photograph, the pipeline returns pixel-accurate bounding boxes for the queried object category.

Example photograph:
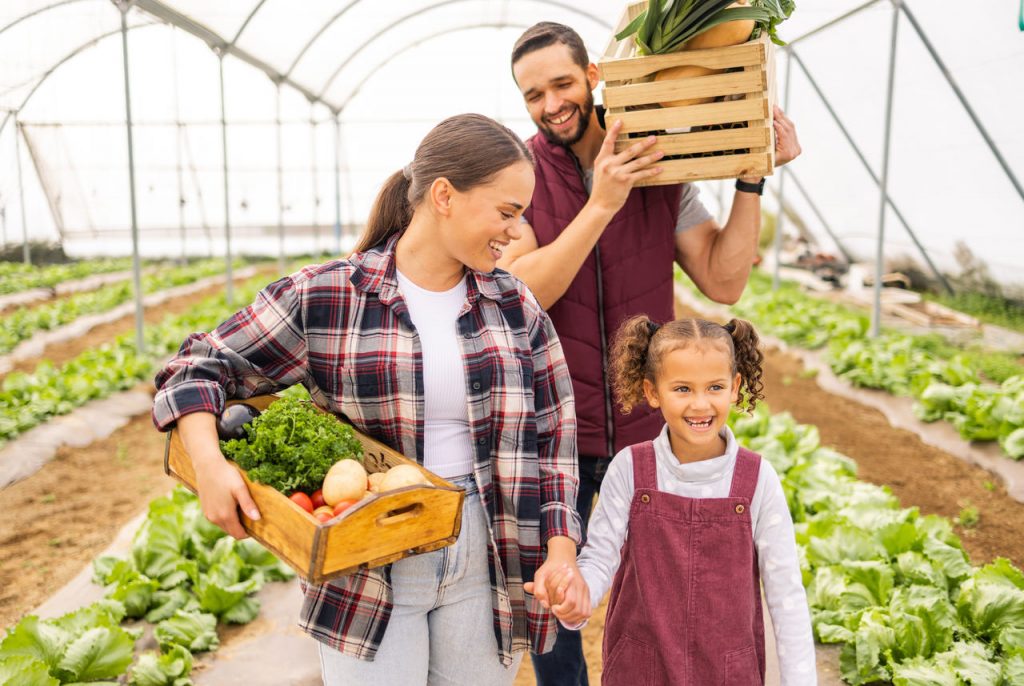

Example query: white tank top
[395,268,475,478]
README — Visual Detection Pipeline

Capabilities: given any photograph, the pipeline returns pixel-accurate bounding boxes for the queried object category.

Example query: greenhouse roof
[1,0,1022,288]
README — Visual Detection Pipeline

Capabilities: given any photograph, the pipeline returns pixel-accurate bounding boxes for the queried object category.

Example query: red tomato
[312,506,334,523]
[332,499,359,517]
[311,489,327,509]
[289,492,314,514]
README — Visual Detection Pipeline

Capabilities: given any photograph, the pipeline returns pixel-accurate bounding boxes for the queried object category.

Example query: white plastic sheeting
[0,0,1022,288]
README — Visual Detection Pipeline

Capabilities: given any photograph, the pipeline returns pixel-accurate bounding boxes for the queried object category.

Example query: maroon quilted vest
[524,131,682,458]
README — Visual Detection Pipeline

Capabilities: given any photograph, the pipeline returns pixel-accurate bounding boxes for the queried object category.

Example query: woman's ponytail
[355,170,412,253]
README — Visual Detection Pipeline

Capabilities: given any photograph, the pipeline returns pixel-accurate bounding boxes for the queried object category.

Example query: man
[500,22,802,685]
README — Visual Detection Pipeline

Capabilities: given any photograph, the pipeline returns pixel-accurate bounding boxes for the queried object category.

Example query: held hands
[525,561,592,627]
[590,119,664,215]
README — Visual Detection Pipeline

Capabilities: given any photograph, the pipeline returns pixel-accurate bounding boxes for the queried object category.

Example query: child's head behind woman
[610,316,765,462]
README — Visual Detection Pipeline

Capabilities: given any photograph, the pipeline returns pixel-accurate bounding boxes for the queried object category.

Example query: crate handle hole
[377,503,424,526]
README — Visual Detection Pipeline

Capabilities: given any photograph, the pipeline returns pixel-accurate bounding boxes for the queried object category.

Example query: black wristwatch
[735,177,765,196]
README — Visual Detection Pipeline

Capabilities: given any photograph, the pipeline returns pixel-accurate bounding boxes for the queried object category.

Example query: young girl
[532,315,817,685]
[154,114,586,685]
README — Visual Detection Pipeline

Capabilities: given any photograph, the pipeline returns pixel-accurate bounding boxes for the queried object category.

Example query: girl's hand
[525,563,574,609]
[552,568,592,627]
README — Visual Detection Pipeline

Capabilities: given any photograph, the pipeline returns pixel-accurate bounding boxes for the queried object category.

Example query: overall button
[477,437,487,445]
[640,494,650,504]
[463,332,472,339]
[471,381,481,391]
[735,504,745,514]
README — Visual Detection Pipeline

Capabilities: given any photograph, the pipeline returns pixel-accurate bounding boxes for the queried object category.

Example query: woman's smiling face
[443,160,534,273]
[643,342,741,463]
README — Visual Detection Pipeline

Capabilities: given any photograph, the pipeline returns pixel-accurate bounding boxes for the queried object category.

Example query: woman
[152,114,586,684]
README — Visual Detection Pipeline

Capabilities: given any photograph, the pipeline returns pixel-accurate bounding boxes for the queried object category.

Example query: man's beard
[539,91,595,147]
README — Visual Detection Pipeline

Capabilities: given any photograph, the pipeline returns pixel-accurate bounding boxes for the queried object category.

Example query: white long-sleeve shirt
[576,424,817,685]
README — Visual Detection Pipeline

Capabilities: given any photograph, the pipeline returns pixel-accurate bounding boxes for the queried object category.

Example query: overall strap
[630,441,658,491]
[728,447,762,501]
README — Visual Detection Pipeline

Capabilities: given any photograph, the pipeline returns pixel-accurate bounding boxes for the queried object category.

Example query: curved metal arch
[0,18,159,137]
[0,0,94,38]
[283,0,360,80]
[228,0,270,48]
[315,0,612,99]
[132,0,335,107]
[289,0,610,83]
[336,21,602,114]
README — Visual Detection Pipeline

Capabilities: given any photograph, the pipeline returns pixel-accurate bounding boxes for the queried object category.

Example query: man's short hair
[511,22,589,73]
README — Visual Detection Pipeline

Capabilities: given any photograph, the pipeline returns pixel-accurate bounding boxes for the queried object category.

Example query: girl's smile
[642,343,740,463]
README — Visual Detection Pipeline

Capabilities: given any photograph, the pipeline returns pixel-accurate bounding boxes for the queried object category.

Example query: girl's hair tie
[646,320,661,337]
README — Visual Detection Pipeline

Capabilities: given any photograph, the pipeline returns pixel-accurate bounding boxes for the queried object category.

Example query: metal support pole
[333,113,342,255]
[310,106,319,256]
[872,4,900,338]
[275,84,285,274]
[772,53,794,291]
[218,52,234,306]
[119,8,145,353]
[13,113,30,265]
[898,1,1024,206]
[341,121,356,246]
[777,168,855,264]
[171,27,187,265]
[788,50,953,295]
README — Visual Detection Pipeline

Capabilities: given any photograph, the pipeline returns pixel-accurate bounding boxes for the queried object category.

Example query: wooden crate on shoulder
[599,2,777,186]
[164,394,465,584]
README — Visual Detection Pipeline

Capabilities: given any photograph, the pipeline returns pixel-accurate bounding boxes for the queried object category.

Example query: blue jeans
[318,476,523,685]
[530,456,609,686]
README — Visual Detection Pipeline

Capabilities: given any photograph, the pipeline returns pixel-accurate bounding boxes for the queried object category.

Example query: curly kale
[220,398,363,494]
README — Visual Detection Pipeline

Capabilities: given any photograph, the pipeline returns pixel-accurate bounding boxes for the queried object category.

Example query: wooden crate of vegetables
[164,394,465,583]
[599,0,793,186]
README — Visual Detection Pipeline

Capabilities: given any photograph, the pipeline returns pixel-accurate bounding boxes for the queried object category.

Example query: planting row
[0,259,253,356]
[702,272,1024,460]
[0,258,137,297]
[735,405,1024,684]
[0,487,294,685]
[0,272,278,447]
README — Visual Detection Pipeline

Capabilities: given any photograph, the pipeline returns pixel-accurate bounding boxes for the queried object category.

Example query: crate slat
[635,153,771,187]
[604,69,765,109]
[619,126,770,156]
[610,97,768,134]
[601,40,765,82]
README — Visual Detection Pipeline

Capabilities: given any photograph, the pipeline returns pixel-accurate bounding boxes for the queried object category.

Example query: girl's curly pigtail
[609,315,660,414]
[725,318,765,413]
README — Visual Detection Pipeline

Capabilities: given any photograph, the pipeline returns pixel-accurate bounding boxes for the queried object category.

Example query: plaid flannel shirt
[152,235,581,664]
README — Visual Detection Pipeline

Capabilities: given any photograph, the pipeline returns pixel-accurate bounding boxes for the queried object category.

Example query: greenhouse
[1,1,1023,684]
